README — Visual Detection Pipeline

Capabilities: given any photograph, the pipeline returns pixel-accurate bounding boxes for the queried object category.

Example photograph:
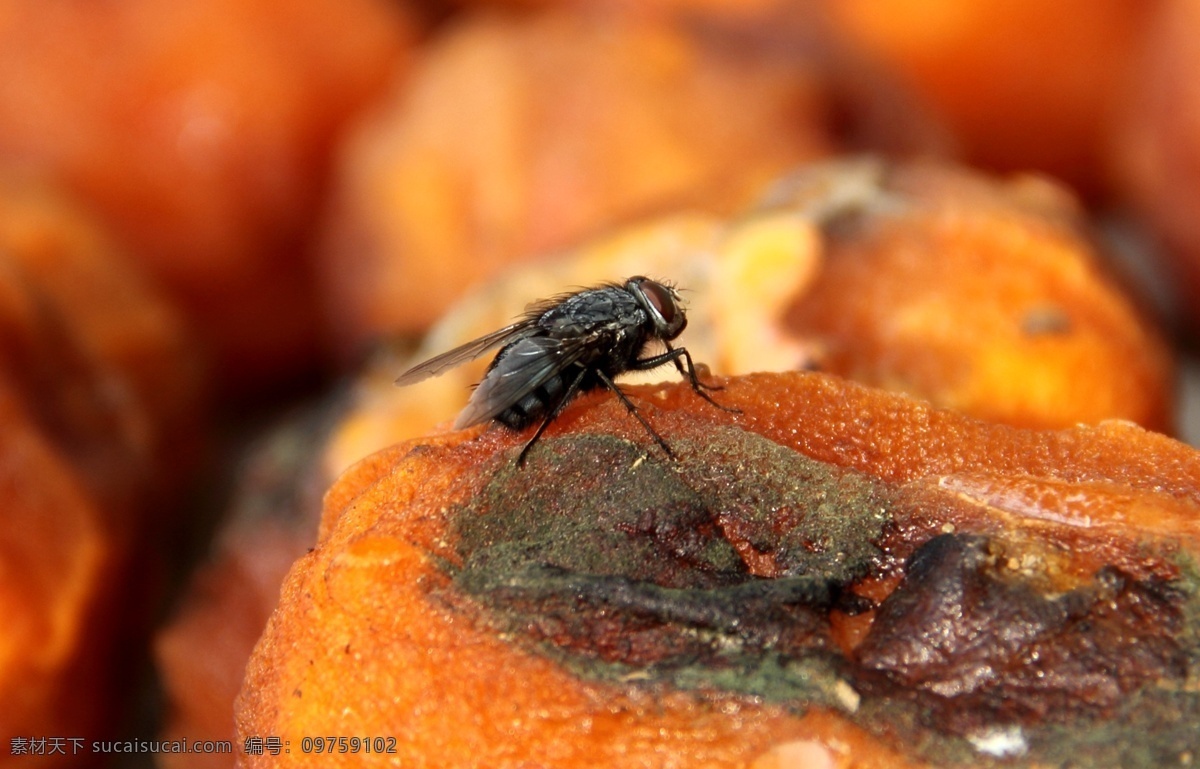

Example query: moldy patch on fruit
[444,421,1200,767]
[451,429,890,682]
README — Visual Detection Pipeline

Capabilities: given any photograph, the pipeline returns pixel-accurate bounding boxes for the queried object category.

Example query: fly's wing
[453,335,588,428]
[394,320,536,387]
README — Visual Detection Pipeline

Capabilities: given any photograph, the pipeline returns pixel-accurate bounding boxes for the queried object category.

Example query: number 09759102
[299,736,397,754]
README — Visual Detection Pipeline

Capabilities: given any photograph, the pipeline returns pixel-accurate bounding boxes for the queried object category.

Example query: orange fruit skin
[235,372,1200,768]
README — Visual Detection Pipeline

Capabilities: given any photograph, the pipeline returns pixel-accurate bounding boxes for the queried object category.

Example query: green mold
[442,427,1200,766]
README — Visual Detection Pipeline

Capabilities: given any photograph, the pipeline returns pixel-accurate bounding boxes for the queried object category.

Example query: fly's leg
[631,345,741,414]
[666,341,723,392]
[516,367,588,466]
[594,370,675,459]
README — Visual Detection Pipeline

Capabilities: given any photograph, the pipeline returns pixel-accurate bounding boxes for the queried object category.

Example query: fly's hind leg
[516,368,588,466]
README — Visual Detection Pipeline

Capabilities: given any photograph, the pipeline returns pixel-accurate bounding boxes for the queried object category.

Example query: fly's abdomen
[496,370,569,430]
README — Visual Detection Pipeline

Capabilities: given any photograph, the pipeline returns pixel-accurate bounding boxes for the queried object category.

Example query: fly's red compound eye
[639,280,677,325]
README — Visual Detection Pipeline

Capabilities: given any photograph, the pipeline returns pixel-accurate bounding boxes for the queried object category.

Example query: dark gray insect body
[395,276,734,463]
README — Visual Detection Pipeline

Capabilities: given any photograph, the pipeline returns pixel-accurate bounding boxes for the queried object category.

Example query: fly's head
[628,276,687,341]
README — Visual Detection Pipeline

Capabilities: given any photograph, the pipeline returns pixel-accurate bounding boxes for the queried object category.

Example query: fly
[394,276,737,464]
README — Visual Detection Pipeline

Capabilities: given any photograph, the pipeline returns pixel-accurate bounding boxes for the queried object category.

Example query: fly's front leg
[664,341,723,392]
[631,345,740,414]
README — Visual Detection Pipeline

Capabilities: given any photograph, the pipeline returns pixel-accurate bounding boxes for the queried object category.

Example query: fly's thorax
[539,285,643,337]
